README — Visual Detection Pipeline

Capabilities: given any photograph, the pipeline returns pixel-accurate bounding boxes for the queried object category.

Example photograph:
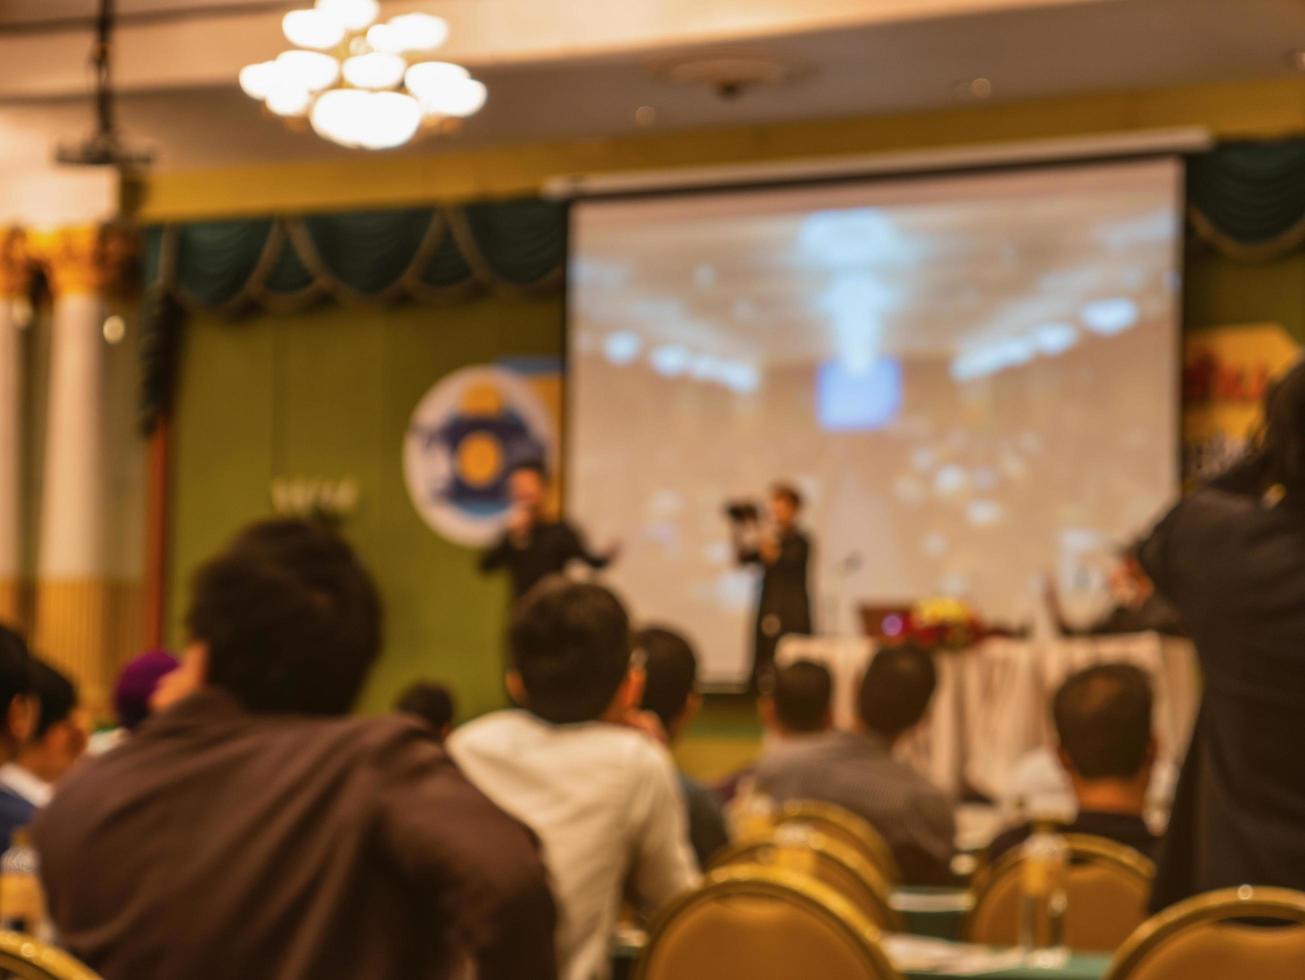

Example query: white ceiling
[0,0,1303,171]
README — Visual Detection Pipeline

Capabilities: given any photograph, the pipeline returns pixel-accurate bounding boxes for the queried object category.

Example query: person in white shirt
[449,579,700,980]
[0,659,86,839]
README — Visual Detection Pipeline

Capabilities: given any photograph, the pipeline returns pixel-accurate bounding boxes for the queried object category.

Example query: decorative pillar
[0,230,30,628]
[29,227,133,712]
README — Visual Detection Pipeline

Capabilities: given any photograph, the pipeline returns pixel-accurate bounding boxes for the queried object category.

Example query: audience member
[0,626,35,850]
[755,650,955,884]
[1139,356,1305,909]
[34,520,557,980]
[987,663,1160,864]
[450,579,699,980]
[395,680,457,741]
[88,650,181,755]
[637,625,730,868]
[0,659,85,832]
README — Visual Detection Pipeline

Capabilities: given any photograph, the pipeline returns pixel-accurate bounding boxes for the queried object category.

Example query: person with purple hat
[86,650,179,756]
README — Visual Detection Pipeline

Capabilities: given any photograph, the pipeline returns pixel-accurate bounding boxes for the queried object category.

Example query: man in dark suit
[734,483,813,688]
[1139,357,1305,910]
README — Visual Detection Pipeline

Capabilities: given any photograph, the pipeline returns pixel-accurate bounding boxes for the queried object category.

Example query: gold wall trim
[136,75,1305,222]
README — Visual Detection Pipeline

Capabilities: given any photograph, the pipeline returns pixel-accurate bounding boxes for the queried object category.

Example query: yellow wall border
[137,74,1305,222]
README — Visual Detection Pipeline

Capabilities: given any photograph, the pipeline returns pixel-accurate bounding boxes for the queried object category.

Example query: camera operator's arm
[733,518,762,566]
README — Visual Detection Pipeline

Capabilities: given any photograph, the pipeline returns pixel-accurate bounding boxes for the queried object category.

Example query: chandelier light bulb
[266,82,312,117]
[282,8,346,50]
[315,0,379,31]
[408,67,487,118]
[342,52,407,90]
[238,60,279,99]
[365,23,403,54]
[276,49,341,93]
[386,14,449,52]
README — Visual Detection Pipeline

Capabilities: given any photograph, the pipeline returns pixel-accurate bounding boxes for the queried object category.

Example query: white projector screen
[568,158,1182,686]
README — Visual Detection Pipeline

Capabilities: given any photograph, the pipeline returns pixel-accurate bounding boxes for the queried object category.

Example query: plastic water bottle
[1019,823,1068,966]
[0,829,46,938]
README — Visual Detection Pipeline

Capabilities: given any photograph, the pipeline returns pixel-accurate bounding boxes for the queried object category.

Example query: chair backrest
[776,800,902,885]
[1104,886,1305,980]
[710,826,903,932]
[0,933,100,980]
[634,865,903,980]
[967,834,1154,952]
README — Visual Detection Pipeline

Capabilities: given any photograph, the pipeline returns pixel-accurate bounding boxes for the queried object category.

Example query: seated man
[636,625,730,868]
[35,520,556,980]
[0,626,35,848]
[450,580,699,980]
[394,680,457,742]
[987,663,1160,864]
[0,659,86,834]
[755,651,955,885]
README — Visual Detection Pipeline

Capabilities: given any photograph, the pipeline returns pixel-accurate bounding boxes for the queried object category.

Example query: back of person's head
[0,626,32,751]
[30,659,77,741]
[394,681,457,738]
[858,645,936,740]
[1259,357,1305,497]
[765,660,832,734]
[508,578,631,725]
[186,519,383,716]
[114,650,180,731]
[1053,663,1153,780]
[635,625,699,737]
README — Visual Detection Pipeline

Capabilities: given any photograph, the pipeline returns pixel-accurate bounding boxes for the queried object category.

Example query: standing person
[1139,356,1305,910]
[479,462,618,602]
[449,579,699,980]
[733,483,813,688]
[34,520,556,980]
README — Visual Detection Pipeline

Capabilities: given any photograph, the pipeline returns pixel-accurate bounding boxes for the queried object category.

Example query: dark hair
[30,659,77,739]
[1053,663,1153,780]
[186,519,383,716]
[395,681,457,735]
[0,626,32,728]
[636,625,698,734]
[767,659,832,733]
[858,646,936,739]
[509,460,549,482]
[771,482,803,511]
[509,578,631,724]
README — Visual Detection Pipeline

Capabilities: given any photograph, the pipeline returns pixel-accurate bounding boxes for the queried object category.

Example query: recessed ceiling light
[634,105,657,126]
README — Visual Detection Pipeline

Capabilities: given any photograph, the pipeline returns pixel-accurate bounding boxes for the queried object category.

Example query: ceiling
[0,0,1303,171]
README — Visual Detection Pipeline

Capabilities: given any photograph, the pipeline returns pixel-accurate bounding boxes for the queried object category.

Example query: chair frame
[0,932,100,980]
[633,864,903,980]
[966,833,1155,944]
[709,829,905,932]
[776,800,903,885]
[1103,885,1305,980]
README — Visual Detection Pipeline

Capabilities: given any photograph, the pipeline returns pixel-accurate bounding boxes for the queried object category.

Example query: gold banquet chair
[966,835,1154,952]
[0,933,99,980]
[1104,885,1305,980]
[776,800,902,885]
[634,865,903,980]
[710,826,904,932]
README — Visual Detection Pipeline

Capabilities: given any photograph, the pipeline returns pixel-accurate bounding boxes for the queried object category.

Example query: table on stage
[777,632,1199,799]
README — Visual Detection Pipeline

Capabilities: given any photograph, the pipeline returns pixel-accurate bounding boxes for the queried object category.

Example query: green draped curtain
[138,197,567,431]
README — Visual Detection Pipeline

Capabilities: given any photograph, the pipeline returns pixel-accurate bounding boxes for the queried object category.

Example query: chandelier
[238,0,487,151]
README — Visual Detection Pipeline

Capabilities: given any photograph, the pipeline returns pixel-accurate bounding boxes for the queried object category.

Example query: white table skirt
[776,632,1199,800]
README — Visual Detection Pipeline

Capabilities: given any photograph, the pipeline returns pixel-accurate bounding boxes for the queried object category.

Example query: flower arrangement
[884,596,986,651]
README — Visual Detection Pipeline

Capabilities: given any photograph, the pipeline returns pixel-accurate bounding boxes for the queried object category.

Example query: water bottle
[728,781,777,841]
[1019,823,1068,966]
[0,829,46,939]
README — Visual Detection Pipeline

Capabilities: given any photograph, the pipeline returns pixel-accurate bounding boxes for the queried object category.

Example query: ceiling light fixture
[239,2,487,150]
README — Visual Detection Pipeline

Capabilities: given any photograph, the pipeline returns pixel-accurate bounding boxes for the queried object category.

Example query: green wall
[168,295,564,717]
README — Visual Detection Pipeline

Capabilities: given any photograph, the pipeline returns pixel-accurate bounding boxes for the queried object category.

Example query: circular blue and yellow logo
[403,366,552,546]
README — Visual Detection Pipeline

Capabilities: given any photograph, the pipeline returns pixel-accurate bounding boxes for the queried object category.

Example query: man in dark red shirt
[35,520,557,980]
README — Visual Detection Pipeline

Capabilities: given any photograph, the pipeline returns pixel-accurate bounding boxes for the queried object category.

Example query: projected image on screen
[569,159,1181,685]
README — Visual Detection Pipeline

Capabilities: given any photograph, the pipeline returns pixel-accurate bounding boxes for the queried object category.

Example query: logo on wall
[404,366,554,546]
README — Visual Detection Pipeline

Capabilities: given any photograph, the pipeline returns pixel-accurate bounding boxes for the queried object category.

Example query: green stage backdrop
[168,296,564,716]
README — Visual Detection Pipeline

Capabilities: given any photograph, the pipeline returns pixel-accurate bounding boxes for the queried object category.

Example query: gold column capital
[0,229,32,299]
[28,225,137,298]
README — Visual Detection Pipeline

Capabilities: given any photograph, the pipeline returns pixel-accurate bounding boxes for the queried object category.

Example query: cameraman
[731,483,813,689]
